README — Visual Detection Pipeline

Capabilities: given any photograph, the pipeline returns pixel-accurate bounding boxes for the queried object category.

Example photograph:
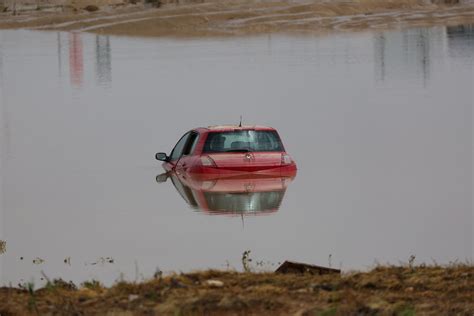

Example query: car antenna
[239,115,242,127]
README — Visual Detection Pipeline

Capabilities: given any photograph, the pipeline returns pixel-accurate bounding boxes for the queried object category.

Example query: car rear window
[203,130,284,153]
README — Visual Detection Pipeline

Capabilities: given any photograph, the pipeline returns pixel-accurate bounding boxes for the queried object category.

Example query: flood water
[0,25,472,286]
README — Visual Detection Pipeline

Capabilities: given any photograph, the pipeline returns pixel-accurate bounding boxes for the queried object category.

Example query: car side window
[182,132,199,156]
[170,132,191,161]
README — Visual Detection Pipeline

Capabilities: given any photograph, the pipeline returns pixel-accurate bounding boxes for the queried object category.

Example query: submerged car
[155,125,297,176]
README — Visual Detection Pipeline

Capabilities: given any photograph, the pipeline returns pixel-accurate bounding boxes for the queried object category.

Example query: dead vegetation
[0,264,472,315]
[0,240,5,254]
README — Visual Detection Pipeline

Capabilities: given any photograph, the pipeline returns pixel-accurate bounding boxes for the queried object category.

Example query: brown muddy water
[0,25,473,286]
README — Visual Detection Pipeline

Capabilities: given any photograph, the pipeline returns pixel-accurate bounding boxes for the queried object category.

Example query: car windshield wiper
[225,149,252,152]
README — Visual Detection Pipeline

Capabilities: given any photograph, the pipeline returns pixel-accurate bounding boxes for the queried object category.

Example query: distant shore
[1,0,474,37]
[0,264,472,315]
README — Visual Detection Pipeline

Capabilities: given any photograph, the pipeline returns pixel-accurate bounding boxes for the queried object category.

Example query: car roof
[195,125,276,133]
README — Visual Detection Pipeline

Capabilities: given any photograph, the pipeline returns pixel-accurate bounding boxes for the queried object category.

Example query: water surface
[0,26,472,286]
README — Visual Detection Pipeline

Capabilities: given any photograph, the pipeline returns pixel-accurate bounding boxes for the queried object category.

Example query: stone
[205,279,224,287]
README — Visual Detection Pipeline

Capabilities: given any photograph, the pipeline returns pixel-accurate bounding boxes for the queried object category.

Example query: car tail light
[200,156,217,167]
[281,153,293,165]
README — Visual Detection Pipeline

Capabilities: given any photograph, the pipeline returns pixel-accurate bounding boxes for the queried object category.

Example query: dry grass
[0,264,472,315]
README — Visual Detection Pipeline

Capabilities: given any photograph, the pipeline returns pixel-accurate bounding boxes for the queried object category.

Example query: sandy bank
[0,265,472,315]
[1,0,474,37]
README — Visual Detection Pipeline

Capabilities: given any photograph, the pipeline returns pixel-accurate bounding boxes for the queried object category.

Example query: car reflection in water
[157,171,296,216]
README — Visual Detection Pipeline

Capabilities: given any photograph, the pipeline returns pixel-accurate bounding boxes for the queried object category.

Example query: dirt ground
[1,0,474,37]
[0,265,472,315]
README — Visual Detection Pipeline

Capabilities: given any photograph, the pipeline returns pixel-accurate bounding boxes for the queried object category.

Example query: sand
[1,0,474,37]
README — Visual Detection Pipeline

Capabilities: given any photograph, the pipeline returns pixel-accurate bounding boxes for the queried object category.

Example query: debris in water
[64,257,71,265]
[33,257,45,265]
[275,261,341,275]
[88,257,115,266]
[0,240,5,254]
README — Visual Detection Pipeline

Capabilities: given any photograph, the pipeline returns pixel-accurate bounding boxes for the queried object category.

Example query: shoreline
[0,264,472,315]
[1,1,474,37]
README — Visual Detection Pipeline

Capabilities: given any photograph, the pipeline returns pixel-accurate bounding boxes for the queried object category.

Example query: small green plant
[27,282,35,294]
[318,306,337,316]
[82,280,103,291]
[26,282,39,314]
[144,290,159,301]
[397,306,415,316]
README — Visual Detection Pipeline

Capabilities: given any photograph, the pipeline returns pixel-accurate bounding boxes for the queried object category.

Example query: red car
[155,125,297,177]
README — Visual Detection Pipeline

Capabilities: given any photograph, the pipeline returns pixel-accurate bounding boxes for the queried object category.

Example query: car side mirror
[155,152,169,161]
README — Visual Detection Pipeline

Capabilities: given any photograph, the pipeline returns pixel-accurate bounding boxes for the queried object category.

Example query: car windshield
[203,130,284,153]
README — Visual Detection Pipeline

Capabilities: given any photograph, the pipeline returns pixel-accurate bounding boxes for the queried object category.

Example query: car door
[176,131,200,174]
[168,132,192,170]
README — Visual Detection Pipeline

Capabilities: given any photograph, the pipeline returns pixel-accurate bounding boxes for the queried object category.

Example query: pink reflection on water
[68,33,83,87]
